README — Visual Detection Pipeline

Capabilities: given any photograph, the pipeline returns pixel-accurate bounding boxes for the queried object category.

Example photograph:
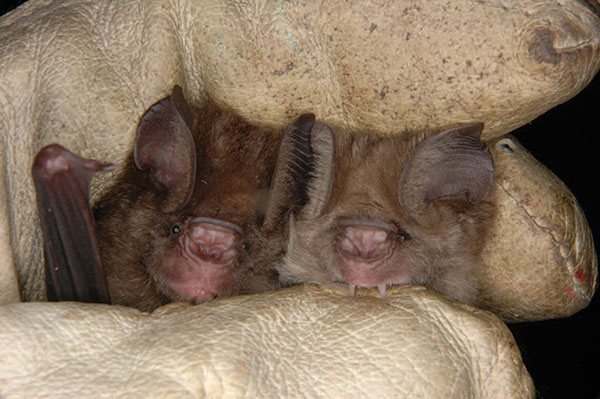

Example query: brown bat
[277,120,495,305]
[32,86,319,311]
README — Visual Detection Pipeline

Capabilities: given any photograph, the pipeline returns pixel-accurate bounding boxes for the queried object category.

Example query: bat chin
[339,262,411,298]
[173,285,218,303]
[163,259,235,303]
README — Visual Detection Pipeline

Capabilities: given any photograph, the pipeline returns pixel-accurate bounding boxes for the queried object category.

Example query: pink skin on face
[335,220,409,290]
[164,219,241,303]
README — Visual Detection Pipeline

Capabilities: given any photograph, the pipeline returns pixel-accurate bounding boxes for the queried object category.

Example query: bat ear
[262,114,335,231]
[299,121,335,219]
[398,122,494,216]
[134,85,196,211]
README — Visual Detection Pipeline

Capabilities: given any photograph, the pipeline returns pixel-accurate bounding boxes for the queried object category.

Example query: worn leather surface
[0,285,535,399]
[480,136,598,321]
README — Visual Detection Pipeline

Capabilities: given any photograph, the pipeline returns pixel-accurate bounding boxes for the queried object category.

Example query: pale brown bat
[32,86,318,311]
[277,121,495,305]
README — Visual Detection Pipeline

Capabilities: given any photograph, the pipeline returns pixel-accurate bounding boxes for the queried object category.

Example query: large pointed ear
[262,114,335,231]
[134,85,196,211]
[398,122,494,216]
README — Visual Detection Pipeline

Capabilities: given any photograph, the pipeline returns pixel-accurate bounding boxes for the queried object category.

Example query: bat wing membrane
[32,144,114,303]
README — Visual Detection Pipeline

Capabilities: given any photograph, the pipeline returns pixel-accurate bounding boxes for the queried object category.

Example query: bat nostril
[192,242,238,264]
[209,247,225,262]
[197,245,222,262]
[340,236,362,257]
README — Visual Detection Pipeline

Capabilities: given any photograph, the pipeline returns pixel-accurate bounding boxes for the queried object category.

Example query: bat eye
[398,232,411,241]
[241,242,251,251]
[171,224,182,235]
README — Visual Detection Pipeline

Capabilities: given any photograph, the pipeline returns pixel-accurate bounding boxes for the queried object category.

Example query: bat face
[137,158,282,305]
[279,124,495,305]
[96,153,280,308]
[90,88,316,310]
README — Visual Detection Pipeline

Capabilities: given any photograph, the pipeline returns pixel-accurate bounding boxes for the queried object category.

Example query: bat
[277,120,495,305]
[32,86,318,311]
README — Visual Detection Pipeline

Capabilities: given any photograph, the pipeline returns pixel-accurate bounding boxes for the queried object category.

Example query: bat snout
[338,224,395,261]
[187,220,241,264]
[166,219,241,303]
[335,221,401,289]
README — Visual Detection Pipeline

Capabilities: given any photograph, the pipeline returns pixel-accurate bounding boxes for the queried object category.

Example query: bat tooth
[378,284,387,297]
[348,284,356,297]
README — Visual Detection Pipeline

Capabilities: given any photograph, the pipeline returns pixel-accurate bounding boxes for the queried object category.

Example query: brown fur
[93,103,283,311]
[279,130,494,306]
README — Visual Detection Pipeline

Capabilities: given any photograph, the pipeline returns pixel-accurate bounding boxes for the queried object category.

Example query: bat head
[279,121,495,305]
[125,87,322,304]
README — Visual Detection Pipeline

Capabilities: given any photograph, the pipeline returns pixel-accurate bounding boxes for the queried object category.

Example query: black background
[2,2,599,398]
